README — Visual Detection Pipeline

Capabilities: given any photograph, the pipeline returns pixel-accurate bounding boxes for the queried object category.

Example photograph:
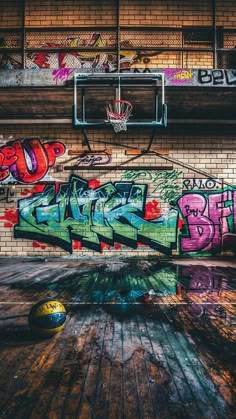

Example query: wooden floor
[0,257,235,419]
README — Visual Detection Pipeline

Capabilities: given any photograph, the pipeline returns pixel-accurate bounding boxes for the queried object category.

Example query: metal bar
[81,129,92,152]
[119,47,214,52]
[24,25,116,31]
[216,48,236,53]
[0,119,73,124]
[154,83,158,122]
[0,48,22,53]
[75,72,164,79]
[0,27,23,32]
[64,165,173,171]
[161,73,165,105]
[82,88,85,122]
[213,0,217,68]
[74,121,167,128]
[1,118,236,125]
[117,0,120,72]
[22,0,26,69]
[147,129,156,151]
[74,73,77,124]
[120,25,212,31]
[25,47,117,53]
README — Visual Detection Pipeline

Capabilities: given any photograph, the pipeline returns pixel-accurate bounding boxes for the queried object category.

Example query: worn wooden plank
[145,309,203,418]
[46,309,93,419]
[136,313,185,418]
[80,308,108,417]
[92,312,114,419]
[129,315,156,418]
[61,306,100,419]
[108,315,124,419]
[122,317,140,419]
[0,317,70,417]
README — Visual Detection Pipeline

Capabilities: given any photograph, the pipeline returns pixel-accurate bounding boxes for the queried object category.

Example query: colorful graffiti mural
[14,175,178,253]
[0,32,163,70]
[121,169,182,203]
[76,151,112,167]
[177,189,236,254]
[0,138,66,184]
[1,167,236,255]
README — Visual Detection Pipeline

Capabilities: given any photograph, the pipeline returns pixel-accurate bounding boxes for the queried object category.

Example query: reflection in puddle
[4,258,235,324]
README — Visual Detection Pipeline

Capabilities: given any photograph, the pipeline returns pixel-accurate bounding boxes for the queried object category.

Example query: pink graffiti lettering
[0,138,66,184]
[52,68,74,84]
[178,192,236,253]
[208,191,232,250]
[177,194,215,252]
[164,68,193,85]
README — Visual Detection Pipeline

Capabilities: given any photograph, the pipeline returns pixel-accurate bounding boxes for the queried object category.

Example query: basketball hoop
[106,99,133,133]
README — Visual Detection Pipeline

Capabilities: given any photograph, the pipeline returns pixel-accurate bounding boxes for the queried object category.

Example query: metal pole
[22,0,26,68]
[213,0,217,68]
[117,0,120,72]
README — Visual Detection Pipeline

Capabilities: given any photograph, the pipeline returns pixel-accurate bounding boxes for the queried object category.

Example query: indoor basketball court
[0,1,236,418]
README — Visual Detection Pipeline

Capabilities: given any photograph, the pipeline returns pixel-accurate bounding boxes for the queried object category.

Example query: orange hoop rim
[106,99,133,120]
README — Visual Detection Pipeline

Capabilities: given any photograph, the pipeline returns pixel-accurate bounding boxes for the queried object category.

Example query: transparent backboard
[73,72,167,129]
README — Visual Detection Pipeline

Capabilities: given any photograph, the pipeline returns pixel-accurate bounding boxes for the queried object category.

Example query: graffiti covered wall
[0,135,236,257]
[0,141,236,257]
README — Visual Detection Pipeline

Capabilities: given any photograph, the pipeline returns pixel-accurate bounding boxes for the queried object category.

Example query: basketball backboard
[73,72,167,130]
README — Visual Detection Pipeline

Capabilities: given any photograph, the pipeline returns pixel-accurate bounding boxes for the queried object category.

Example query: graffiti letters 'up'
[0,138,66,183]
[14,175,178,254]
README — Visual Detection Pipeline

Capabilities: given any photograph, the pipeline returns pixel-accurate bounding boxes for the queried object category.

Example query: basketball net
[106,100,133,133]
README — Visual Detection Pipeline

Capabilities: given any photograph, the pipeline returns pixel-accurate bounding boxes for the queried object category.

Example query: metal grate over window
[0,31,22,48]
[26,30,116,49]
[183,28,213,48]
[120,30,182,48]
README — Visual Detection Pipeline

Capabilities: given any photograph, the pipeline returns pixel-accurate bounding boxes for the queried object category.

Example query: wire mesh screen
[183,29,213,48]
[2,26,236,69]
[0,31,22,48]
[217,52,236,69]
[25,30,117,69]
[26,30,116,49]
[121,30,182,48]
[0,52,22,69]
[222,32,236,49]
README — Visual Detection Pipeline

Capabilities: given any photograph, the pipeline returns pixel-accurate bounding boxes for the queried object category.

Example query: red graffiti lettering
[0,168,10,181]
[44,142,66,166]
[0,138,66,184]
[0,146,17,166]
[10,139,49,183]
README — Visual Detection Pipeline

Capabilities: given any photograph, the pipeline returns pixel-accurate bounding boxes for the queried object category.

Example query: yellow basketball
[28,299,66,337]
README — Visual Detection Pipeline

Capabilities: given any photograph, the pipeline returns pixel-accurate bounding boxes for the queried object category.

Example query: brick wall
[119,0,212,27]
[0,0,23,27]
[0,124,235,258]
[24,0,116,27]
[1,1,236,29]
